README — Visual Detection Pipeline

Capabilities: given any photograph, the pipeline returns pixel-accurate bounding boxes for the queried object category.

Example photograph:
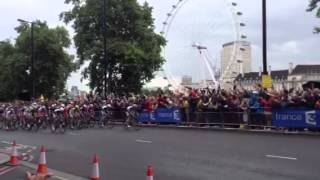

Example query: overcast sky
[1,0,319,90]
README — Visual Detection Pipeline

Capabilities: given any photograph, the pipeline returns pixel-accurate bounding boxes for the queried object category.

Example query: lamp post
[17,19,35,100]
[262,0,268,75]
[102,0,108,97]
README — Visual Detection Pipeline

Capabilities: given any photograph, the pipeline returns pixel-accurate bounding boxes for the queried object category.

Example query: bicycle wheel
[0,118,3,130]
[51,123,57,133]
[105,119,115,129]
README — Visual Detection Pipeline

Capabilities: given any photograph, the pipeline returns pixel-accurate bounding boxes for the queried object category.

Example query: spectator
[315,99,320,109]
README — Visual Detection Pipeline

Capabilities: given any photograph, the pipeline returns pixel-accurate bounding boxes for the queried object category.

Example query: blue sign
[136,108,182,123]
[272,109,320,128]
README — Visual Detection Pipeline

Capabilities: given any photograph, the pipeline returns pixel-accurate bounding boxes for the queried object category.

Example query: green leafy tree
[60,0,166,94]
[0,41,26,100]
[0,22,75,100]
[307,0,320,33]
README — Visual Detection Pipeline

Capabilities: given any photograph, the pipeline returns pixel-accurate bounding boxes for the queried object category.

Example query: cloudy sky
[1,0,319,90]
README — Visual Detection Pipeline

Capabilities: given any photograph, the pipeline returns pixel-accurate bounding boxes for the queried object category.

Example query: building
[234,64,320,90]
[221,41,252,83]
[288,64,320,89]
[180,76,201,89]
[234,70,288,90]
[70,86,79,98]
[181,75,192,86]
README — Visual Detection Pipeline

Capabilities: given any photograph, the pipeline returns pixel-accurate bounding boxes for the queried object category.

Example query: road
[0,127,319,180]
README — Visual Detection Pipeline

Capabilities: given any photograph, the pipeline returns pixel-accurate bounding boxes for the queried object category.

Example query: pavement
[0,127,319,180]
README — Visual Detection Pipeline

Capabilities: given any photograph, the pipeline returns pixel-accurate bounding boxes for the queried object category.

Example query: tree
[60,0,166,94]
[307,0,320,33]
[0,21,75,101]
[0,41,26,100]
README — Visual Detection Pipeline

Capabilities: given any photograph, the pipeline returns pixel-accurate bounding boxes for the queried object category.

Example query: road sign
[262,75,272,89]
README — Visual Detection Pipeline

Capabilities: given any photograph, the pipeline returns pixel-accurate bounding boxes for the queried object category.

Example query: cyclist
[125,98,139,128]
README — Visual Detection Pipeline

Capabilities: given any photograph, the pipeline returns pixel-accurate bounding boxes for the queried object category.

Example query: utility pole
[262,0,268,75]
[31,22,35,99]
[18,19,36,100]
[103,0,108,97]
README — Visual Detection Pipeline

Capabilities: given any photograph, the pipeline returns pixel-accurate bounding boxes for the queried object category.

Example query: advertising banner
[272,109,320,128]
[136,108,182,123]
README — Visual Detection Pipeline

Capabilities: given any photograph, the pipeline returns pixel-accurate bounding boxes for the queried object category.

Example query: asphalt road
[0,127,319,180]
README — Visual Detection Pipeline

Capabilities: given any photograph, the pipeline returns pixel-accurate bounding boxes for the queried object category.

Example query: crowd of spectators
[74,84,319,123]
[81,84,320,113]
[2,84,320,124]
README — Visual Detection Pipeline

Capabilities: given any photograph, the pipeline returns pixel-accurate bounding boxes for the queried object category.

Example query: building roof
[235,70,289,81]
[291,65,320,75]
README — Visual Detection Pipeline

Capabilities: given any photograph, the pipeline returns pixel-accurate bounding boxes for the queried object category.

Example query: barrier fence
[1,107,319,130]
[133,108,320,129]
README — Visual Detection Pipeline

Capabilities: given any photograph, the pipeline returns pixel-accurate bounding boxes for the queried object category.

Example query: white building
[288,64,320,89]
[234,64,320,90]
[70,86,79,98]
[181,75,192,86]
[220,41,252,85]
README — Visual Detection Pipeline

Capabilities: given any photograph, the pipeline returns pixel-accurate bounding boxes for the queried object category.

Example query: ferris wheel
[158,0,248,90]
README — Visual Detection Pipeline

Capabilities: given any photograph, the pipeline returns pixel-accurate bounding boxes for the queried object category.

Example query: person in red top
[315,99,320,109]
[259,92,272,127]
[146,96,156,124]
[259,96,272,113]
[146,97,154,113]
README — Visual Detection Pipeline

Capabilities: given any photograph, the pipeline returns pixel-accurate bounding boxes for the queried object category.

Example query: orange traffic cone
[37,146,48,174]
[9,140,19,166]
[90,154,100,180]
[146,165,154,180]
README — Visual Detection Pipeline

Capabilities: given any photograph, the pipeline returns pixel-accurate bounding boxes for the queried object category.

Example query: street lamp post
[103,0,108,97]
[17,19,36,100]
[262,0,268,75]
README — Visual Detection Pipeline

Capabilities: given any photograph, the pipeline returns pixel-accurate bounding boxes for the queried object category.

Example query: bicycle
[124,106,140,131]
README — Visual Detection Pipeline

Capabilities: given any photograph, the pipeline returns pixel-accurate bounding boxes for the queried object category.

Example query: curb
[139,124,320,137]
[0,153,10,165]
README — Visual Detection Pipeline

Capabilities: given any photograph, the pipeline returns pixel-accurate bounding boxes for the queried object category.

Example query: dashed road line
[68,132,81,136]
[54,175,69,180]
[136,139,152,144]
[265,154,297,160]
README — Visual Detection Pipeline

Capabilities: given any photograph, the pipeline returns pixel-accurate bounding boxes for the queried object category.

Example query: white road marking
[54,175,69,180]
[1,141,36,149]
[0,167,15,175]
[21,161,87,180]
[136,139,152,144]
[265,155,297,160]
[68,132,81,136]
[1,141,12,145]
[29,155,34,162]
[0,166,9,172]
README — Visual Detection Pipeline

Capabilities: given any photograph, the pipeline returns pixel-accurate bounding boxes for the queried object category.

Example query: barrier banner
[272,109,320,128]
[136,108,182,123]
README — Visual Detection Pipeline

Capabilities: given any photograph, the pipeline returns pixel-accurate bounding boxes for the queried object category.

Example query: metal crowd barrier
[182,111,271,128]
[100,107,319,130]
[103,108,272,128]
